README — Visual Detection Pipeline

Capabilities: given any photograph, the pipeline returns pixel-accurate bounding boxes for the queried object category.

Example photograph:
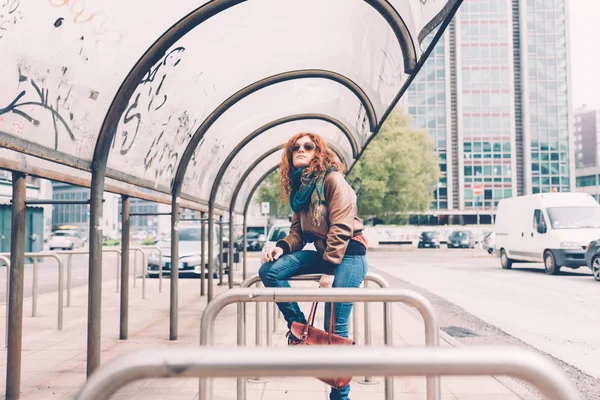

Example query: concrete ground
[0,252,534,399]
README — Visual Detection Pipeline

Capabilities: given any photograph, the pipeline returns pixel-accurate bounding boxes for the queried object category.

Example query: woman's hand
[262,246,283,263]
[319,274,335,288]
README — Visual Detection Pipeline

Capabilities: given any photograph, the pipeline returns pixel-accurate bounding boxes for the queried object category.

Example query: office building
[402,0,573,224]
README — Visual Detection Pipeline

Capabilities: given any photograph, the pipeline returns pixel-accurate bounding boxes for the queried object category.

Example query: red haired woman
[259,132,368,400]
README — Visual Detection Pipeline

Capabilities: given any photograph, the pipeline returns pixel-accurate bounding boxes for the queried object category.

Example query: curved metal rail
[75,346,579,400]
[203,287,438,400]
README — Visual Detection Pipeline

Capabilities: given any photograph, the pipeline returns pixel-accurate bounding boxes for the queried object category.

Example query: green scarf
[289,166,335,225]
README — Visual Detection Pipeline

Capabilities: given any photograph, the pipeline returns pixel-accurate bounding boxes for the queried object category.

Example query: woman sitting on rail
[259,132,368,400]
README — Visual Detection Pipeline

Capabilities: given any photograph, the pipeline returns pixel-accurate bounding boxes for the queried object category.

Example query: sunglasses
[292,142,316,152]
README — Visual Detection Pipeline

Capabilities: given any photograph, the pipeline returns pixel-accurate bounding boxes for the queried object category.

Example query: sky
[568,0,600,110]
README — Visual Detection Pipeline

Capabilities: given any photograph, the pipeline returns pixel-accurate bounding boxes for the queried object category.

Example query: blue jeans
[259,250,368,400]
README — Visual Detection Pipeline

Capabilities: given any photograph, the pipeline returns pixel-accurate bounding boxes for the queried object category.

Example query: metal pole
[133,250,137,288]
[207,205,215,302]
[236,300,245,400]
[129,248,146,299]
[116,250,119,294]
[120,196,130,340]
[6,171,26,400]
[200,212,206,296]
[141,249,146,299]
[360,280,376,384]
[170,197,179,340]
[87,163,105,376]
[352,301,359,342]
[242,214,247,281]
[32,257,38,317]
[75,346,581,400]
[384,301,394,399]
[158,247,163,294]
[265,299,272,346]
[218,215,224,286]
[2,255,10,349]
[253,282,263,382]
[67,254,72,307]
[141,246,162,294]
[228,211,234,289]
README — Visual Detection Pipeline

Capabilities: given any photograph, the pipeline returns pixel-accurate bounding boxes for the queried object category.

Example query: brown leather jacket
[276,171,364,265]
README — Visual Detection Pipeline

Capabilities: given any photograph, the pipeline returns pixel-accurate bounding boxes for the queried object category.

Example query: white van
[495,193,600,275]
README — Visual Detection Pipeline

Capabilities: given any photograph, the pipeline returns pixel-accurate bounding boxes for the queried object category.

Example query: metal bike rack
[2,252,64,330]
[130,247,147,299]
[75,346,580,400]
[239,272,392,385]
[140,246,163,293]
[201,287,439,400]
[54,249,122,305]
[1,255,10,348]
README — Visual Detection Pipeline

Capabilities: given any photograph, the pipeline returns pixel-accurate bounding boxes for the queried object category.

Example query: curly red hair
[280,132,345,204]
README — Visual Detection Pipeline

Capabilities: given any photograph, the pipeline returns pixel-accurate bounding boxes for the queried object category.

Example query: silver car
[146,225,222,278]
[48,230,85,250]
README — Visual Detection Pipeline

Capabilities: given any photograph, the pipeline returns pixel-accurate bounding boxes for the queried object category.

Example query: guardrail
[1,252,64,331]
[75,346,580,400]
[201,287,439,400]
[239,272,393,386]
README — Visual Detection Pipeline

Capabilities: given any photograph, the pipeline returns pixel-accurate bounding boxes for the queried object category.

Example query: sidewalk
[0,255,532,399]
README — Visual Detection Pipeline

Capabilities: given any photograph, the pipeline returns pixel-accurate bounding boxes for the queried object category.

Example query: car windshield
[422,232,436,239]
[546,207,600,229]
[53,231,73,236]
[178,225,220,241]
[451,232,470,239]
[269,227,290,241]
[179,228,201,241]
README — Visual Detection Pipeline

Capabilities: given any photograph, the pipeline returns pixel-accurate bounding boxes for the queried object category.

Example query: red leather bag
[288,302,355,389]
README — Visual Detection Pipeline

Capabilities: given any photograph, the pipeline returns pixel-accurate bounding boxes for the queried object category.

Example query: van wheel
[500,249,512,269]
[544,250,561,275]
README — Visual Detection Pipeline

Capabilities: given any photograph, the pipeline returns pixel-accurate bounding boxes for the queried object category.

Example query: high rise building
[402,0,574,225]
[573,106,600,200]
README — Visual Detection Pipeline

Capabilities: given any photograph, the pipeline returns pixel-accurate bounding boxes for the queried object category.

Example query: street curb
[437,328,539,400]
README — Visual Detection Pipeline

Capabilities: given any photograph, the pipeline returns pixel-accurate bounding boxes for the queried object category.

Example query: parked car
[482,231,495,254]
[417,231,440,248]
[234,231,265,251]
[264,223,316,251]
[495,192,600,275]
[447,230,475,249]
[584,239,600,282]
[48,230,86,250]
[146,224,223,278]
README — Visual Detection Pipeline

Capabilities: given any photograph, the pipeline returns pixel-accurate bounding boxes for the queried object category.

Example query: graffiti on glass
[0,0,24,40]
[143,110,198,183]
[48,0,123,45]
[0,67,75,150]
[115,47,185,156]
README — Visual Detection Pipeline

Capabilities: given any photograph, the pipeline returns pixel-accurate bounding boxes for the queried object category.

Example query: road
[369,248,600,399]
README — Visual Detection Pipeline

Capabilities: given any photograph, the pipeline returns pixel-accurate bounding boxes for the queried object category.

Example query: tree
[346,108,440,223]
[255,170,290,217]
